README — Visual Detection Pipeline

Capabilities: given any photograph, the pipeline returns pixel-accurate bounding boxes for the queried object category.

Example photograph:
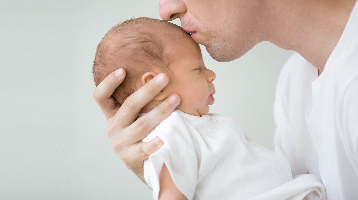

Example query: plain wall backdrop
[0,0,293,199]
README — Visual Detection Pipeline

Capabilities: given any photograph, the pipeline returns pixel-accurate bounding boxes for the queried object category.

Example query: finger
[124,94,180,144]
[121,137,164,176]
[93,68,126,119]
[108,94,179,152]
[115,73,170,127]
[140,137,164,159]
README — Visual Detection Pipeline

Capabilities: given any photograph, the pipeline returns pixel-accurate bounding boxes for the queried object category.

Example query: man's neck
[261,0,356,73]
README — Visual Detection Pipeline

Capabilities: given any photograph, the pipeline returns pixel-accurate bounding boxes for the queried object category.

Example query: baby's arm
[159,164,187,200]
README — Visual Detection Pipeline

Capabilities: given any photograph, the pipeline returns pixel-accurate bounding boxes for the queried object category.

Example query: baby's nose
[207,70,216,82]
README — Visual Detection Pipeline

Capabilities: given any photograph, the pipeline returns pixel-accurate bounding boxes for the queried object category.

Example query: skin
[159,0,355,72]
[159,0,262,62]
[159,164,186,200]
[140,23,216,117]
[93,0,356,182]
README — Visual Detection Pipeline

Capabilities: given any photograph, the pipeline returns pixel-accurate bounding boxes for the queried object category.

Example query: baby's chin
[196,106,210,117]
[177,105,209,117]
[177,105,210,117]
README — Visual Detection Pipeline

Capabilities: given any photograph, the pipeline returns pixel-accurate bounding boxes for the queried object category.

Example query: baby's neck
[140,100,162,113]
[140,99,203,117]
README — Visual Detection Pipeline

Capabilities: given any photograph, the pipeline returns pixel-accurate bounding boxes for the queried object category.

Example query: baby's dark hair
[93,17,182,105]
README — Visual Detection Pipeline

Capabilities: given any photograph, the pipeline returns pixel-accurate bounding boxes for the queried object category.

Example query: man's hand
[93,68,180,181]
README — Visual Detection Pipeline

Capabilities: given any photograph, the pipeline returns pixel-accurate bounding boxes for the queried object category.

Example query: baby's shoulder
[209,114,242,128]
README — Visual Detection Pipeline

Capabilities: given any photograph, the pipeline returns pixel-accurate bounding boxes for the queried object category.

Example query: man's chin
[206,46,241,62]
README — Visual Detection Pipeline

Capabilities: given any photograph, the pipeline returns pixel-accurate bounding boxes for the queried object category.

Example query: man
[93,0,358,199]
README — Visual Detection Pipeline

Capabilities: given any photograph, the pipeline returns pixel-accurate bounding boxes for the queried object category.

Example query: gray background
[0,0,293,199]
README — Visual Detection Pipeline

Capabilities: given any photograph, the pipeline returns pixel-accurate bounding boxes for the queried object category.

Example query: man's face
[159,0,261,62]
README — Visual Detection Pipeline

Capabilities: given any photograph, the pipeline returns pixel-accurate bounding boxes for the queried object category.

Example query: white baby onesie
[143,110,325,200]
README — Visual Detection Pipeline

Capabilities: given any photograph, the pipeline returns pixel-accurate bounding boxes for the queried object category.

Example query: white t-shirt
[143,111,325,200]
[274,2,358,199]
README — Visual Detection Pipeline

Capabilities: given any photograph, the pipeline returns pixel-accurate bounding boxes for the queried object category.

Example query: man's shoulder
[275,53,312,94]
[280,53,309,75]
[284,52,307,65]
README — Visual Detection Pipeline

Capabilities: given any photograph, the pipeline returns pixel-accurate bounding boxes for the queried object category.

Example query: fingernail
[154,137,164,146]
[114,68,124,78]
[168,95,180,106]
[156,74,167,86]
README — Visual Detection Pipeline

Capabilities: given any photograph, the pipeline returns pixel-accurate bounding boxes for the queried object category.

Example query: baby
[93,17,325,200]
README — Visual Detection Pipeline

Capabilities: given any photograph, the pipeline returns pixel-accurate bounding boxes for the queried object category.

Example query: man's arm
[159,164,187,200]
[93,68,181,180]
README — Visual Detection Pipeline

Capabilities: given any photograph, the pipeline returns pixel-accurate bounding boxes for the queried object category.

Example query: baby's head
[93,17,216,116]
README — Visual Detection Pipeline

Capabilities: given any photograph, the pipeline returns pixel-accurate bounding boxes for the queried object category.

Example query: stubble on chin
[206,35,256,62]
[206,43,240,62]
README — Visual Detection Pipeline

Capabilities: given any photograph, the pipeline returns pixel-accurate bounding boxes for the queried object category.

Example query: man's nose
[159,0,186,21]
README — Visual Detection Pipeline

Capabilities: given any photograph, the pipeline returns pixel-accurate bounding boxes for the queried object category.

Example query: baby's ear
[141,72,168,101]
[141,72,158,85]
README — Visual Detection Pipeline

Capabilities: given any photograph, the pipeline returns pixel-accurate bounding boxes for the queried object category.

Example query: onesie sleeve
[143,113,198,200]
[340,77,358,175]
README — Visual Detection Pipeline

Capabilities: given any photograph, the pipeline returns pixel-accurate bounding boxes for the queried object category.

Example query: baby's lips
[208,93,215,105]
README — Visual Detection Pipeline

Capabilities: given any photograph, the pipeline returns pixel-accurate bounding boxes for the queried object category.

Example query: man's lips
[182,25,202,44]
[182,26,196,35]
